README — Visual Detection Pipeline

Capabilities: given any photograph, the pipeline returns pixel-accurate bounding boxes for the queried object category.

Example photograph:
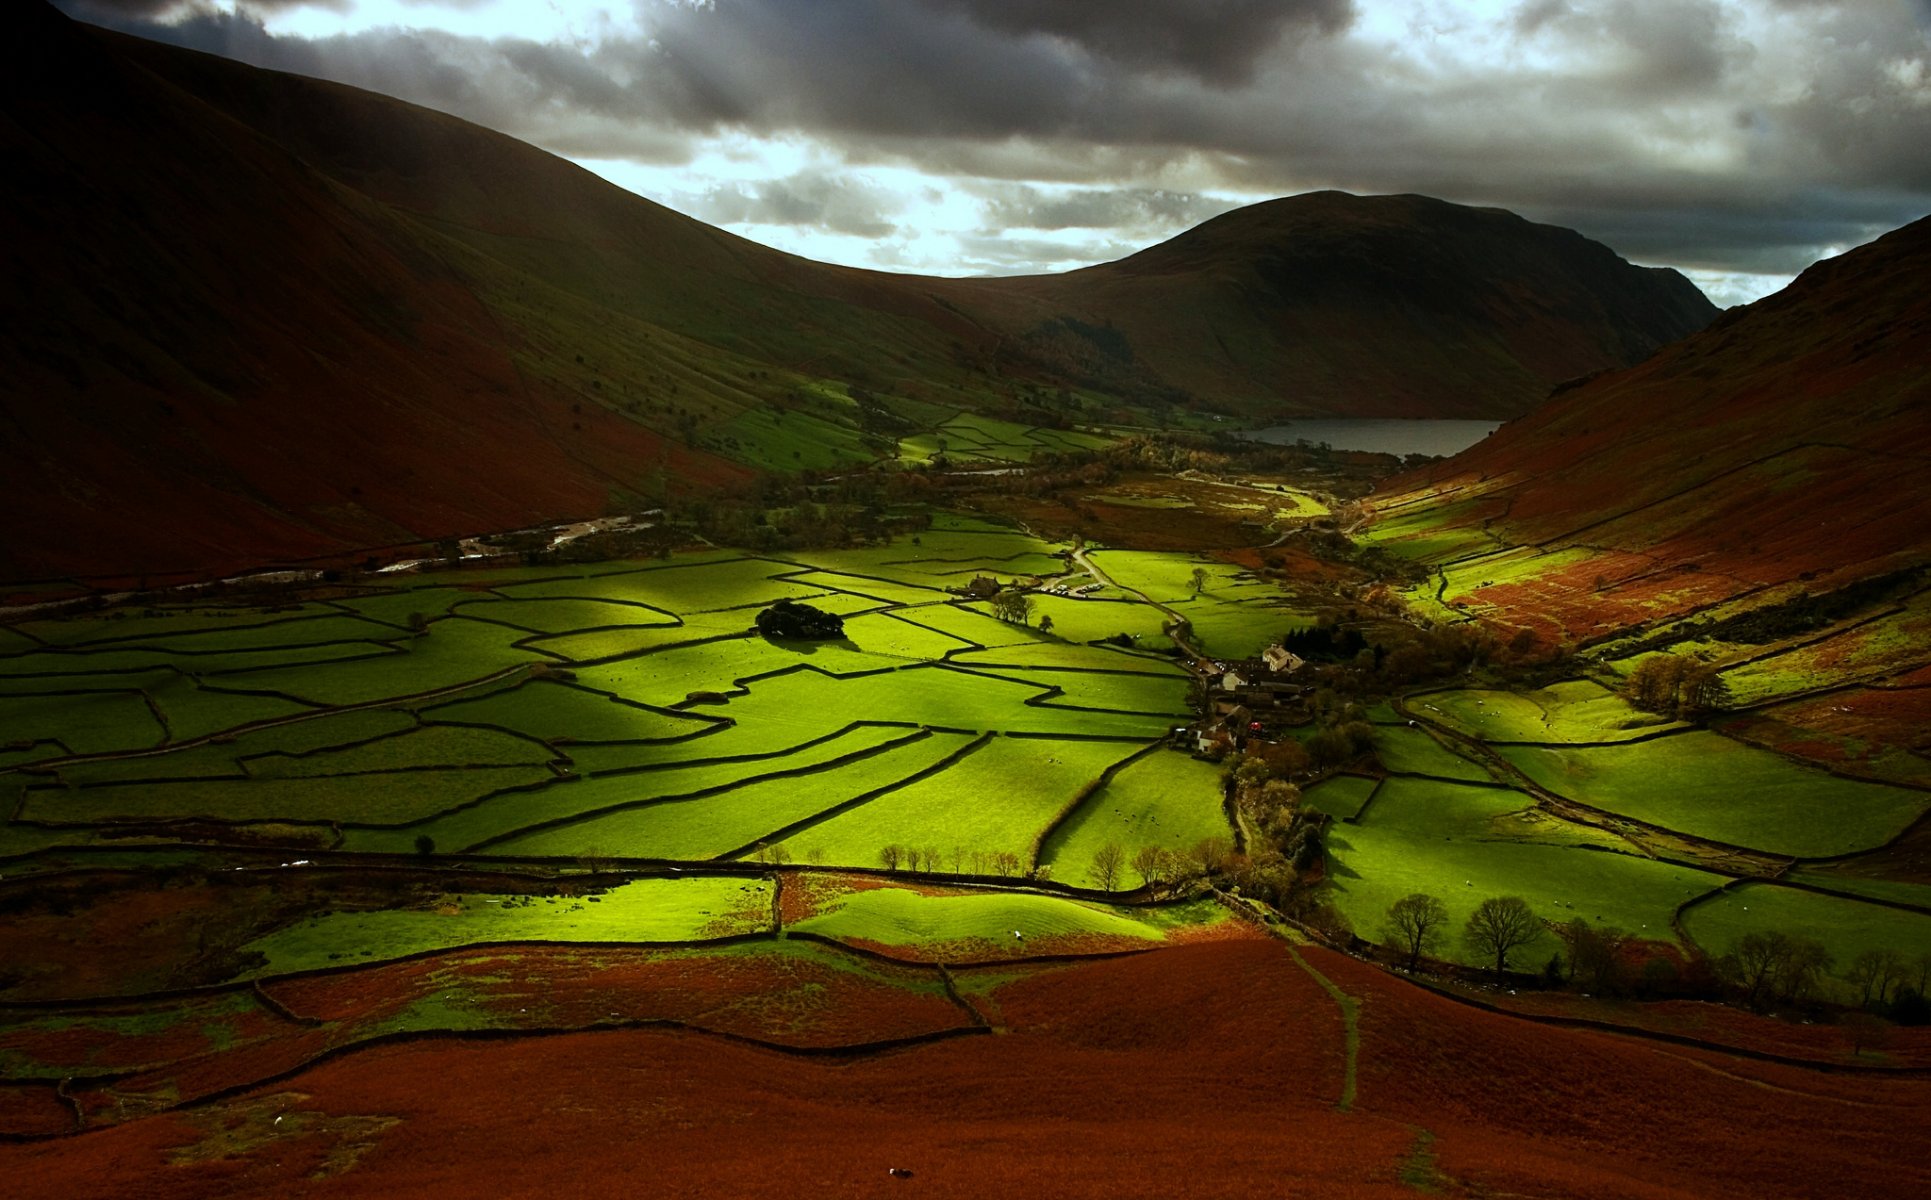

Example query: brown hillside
[1371,214,1931,646]
[2,5,1716,581]
[4,941,1923,1199]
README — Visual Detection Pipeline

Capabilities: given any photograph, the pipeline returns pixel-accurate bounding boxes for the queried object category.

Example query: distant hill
[986,191,1717,419]
[0,3,1716,580]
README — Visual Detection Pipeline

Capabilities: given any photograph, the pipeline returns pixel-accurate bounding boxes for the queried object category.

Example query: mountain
[1366,215,1931,786]
[0,4,1716,581]
[1369,214,1931,640]
[987,191,1717,419]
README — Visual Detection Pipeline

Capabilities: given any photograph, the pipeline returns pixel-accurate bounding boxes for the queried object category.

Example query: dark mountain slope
[2,4,1717,580]
[0,4,747,582]
[991,192,1717,418]
[1371,214,1930,624]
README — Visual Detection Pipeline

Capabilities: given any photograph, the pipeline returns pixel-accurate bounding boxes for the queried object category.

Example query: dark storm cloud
[918,0,1354,85]
[59,0,337,15]
[52,1,1931,279]
[975,185,1239,232]
[683,170,903,238]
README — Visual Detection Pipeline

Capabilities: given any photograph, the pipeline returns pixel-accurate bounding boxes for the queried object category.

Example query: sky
[58,1,1931,306]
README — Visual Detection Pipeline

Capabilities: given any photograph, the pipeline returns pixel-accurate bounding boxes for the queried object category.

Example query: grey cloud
[975,184,1239,233]
[55,0,1931,279]
[918,0,1353,86]
[682,170,903,238]
[58,0,339,15]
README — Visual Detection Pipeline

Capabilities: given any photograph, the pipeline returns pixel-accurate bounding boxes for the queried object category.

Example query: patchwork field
[0,526,1221,884]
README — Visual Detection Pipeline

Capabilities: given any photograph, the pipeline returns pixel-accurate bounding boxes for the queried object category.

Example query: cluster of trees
[1715,930,1835,1010]
[1381,891,1931,1032]
[1385,894,1550,975]
[990,590,1035,625]
[877,844,1031,877]
[1088,838,1234,896]
[1622,653,1731,719]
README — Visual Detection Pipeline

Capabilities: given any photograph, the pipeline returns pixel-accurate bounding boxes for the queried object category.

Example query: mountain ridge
[1,4,1719,580]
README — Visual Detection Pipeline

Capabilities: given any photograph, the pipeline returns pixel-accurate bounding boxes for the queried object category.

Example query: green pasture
[967,666,1190,715]
[144,676,318,742]
[10,604,352,648]
[235,875,774,978]
[1322,776,1724,966]
[1374,726,1495,783]
[1416,681,1683,744]
[334,587,490,628]
[1682,883,1931,997]
[947,641,1185,674]
[789,885,1197,950]
[988,595,1168,646]
[890,602,1041,649]
[0,639,395,681]
[1042,751,1232,889]
[1303,775,1381,821]
[106,614,403,653]
[1499,732,1928,857]
[486,730,971,860]
[710,405,874,471]
[249,725,555,777]
[1783,868,1931,910]
[492,557,805,612]
[837,611,977,660]
[0,690,165,757]
[571,639,891,710]
[54,709,417,785]
[425,679,716,744]
[350,723,915,853]
[455,597,678,635]
[779,735,1148,871]
[710,664,1175,741]
[778,570,951,606]
[1170,597,1308,659]
[1353,499,1497,563]
[1089,551,1248,604]
[25,764,557,827]
[232,617,537,706]
[522,623,726,663]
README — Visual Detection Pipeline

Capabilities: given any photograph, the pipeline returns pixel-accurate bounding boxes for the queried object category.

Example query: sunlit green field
[0,527,1224,886]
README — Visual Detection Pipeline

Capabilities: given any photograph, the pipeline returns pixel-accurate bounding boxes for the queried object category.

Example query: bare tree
[1845,948,1906,1009]
[1722,931,1790,1011]
[1463,896,1543,975]
[1191,836,1234,877]
[879,844,903,871]
[1189,566,1210,596]
[1092,842,1127,891]
[1556,919,1632,994]
[1774,937,1834,1005]
[1132,845,1175,895]
[1720,930,1835,1010]
[1384,893,1449,971]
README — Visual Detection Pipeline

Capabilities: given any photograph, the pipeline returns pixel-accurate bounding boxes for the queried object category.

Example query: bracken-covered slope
[1370,215,1931,639]
[1365,216,1931,791]
[0,4,1715,582]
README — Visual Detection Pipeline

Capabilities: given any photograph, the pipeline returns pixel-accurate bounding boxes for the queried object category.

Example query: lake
[1241,419,1501,458]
